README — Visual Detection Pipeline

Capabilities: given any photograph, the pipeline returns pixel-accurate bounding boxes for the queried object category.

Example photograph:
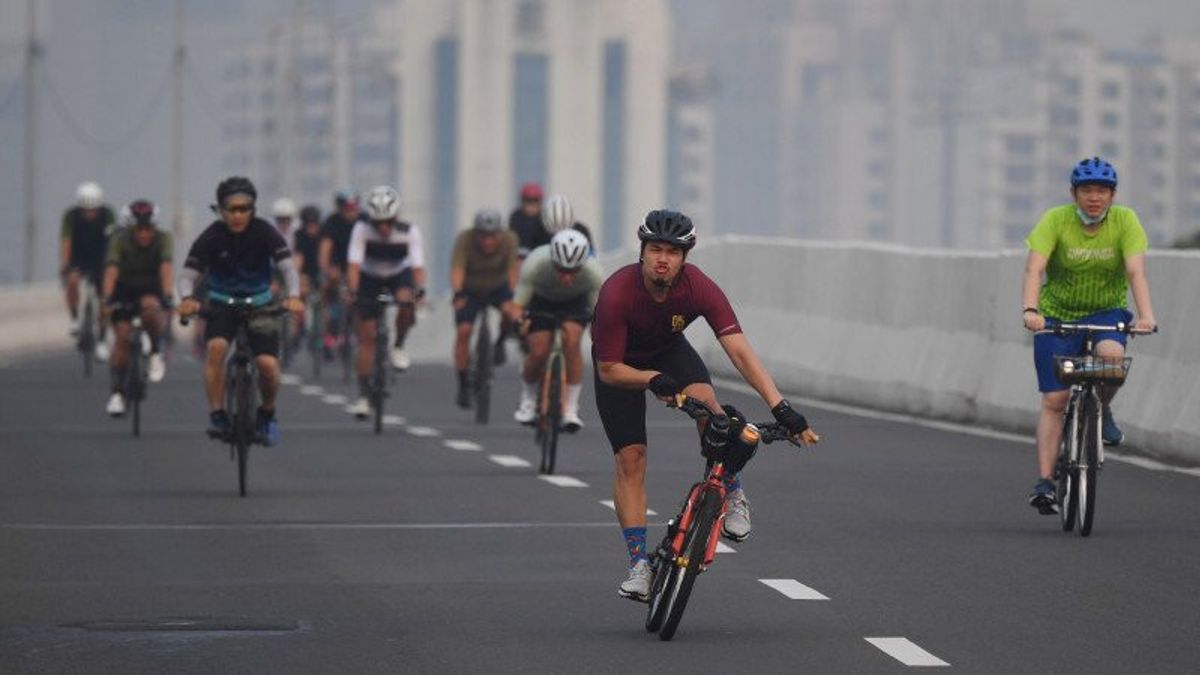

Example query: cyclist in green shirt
[1020,157,1157,514]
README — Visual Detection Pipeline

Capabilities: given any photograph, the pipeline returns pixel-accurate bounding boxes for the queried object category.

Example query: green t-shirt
[1025,204,1147,321]
[106,228,172,290]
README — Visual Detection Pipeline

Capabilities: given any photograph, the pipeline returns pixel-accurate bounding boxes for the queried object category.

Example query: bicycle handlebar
[668,394,802,448]
[180,303,288,326]
[1038,319,1158,337]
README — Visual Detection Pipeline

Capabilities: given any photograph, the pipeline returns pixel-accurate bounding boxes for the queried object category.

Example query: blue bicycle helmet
[1070,157,1118,188]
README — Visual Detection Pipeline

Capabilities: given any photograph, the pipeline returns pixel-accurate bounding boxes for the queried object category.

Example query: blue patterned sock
[724,472,741,492]
[622,526,648,564]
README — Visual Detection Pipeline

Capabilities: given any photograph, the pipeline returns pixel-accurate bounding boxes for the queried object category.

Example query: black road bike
[110,302,152,437]
[644,396,802,641]
[76,278,101,377]
[471,306,495,425]
[1043,319,1155,536]
[361,292,399,434]
[524,312,587,475]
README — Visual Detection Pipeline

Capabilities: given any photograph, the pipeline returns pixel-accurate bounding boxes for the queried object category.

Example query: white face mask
[1076,205,1108,226]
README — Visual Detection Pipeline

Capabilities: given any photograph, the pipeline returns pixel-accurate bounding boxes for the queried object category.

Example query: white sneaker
[561,406,584,432]
[106,392,126,417]
[390,347,410,371]
[148,353,166,383]
[94,340,111,362]
[722,488,752,542]
[513,397,537,425]
[618,559,653,602]
[349,396,371,420]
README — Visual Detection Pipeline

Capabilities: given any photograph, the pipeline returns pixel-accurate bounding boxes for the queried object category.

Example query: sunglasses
[222,204,254,214]
[371,219,395,227]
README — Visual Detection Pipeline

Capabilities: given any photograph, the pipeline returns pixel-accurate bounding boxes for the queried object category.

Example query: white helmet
[542,194,574,234]
[549,229,590,270]
[117,203,134,228]
[365,185,400,221]
[76,182,104,209]
[272,197,298,219]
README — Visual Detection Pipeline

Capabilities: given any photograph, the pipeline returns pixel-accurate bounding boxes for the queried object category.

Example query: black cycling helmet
[638,209,696,250]
[215,176,257,206]
[299,204,321,223]
[128,199,159,228]
[334,188,359,207]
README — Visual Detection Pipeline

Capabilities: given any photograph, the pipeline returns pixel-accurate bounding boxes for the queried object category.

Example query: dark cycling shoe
[256,408,280,447]
[1101,406,1124,446]
[206,410,231,439]
[1028,478,1058,515]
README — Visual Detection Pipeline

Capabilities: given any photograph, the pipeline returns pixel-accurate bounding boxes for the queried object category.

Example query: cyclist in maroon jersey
[591,209,820,601]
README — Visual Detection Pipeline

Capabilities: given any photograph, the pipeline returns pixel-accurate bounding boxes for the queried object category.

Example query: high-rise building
[667,65,717,234]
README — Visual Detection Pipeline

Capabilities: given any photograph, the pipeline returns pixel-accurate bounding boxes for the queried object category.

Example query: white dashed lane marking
[299,385,324,396]
[383,415,406,426]
[280,374,301,385]
[758,579,830,600]
[599,500,657,517]
[865,638,950,667]
[538,475,588,488]
[443,439,483,451]
[322,394,348,405]
[489,455,532,468]
[715,541,736,553]
[407,426,440,437]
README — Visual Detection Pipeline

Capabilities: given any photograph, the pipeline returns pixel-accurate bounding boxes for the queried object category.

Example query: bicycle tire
[235,366,253,498]
[81,300,95,378]
[645,524,679,633]
[129,344,142,438]
[1078,395,1100,536]
[1057,399,1078,532]
[540,354,563,474]
[373,323,387,435]
[474,317,492,425]
[339,305,354,384]
[659,488,721,641]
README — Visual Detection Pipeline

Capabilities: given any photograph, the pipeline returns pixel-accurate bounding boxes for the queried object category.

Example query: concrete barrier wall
[4,240,1197,465]
[681,236,1200,466]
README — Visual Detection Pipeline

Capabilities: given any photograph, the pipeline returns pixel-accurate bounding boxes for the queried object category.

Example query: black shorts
[526,293,592,333]
[594,337,712,452]
[204,303,281,357]
[356,270,414,320]
[455,286,514,325]
[110,283,163,322]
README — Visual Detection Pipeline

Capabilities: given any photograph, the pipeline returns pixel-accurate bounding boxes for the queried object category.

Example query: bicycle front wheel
[1057,400,1079,532]
[539,355,563,474]
[129,353,143,438]
[1078,395,1101,536]
[235,369,254,497]
[473,318,492,425]
[658,488,721,641]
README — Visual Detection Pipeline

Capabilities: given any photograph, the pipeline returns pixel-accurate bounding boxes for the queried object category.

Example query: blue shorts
[1033,308,1132,392]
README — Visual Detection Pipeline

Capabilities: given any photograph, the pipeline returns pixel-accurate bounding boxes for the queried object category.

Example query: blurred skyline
[2,0,1200,283]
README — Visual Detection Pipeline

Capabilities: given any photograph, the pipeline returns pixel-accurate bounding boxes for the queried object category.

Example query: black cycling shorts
[204,303,281,357]
[356,269,414,320]
[526,293,592,333]
[594,337,712,452]
[454,286,514,325]
[110,283,163,322]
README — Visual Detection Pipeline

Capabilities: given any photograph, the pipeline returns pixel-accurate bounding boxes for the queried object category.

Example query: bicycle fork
[668,482,726,572]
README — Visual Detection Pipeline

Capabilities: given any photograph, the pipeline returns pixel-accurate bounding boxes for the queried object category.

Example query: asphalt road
[2,342,1199,674]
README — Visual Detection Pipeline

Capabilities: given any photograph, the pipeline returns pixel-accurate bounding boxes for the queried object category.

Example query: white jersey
[347,221,425,278]
[514,244,603,307]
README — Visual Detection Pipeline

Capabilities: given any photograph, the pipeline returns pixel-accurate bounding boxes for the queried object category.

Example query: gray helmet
[473,209,504,233]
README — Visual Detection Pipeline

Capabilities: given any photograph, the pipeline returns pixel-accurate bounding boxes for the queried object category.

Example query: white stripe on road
[383,415,406,426]
[489,455,532,468]
[443,439,483,451]
[299,385,324,396]
[758,579,829,600]
[865,638,950,667]
[407,426,440,437]
[715,541,736,553]
[280,374,302,385]
[599,500,657,517]
[538,475,588,488]
[1,521,633,531]
[322,394,348,405]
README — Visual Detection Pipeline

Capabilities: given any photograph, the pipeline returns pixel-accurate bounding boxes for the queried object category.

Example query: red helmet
[519,182,544,201]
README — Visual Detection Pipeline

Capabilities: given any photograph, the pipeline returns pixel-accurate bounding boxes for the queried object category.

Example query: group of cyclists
[58,152,1156,601]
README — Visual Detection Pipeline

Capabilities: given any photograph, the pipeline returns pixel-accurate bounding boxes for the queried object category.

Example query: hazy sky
[1,0,1199,283]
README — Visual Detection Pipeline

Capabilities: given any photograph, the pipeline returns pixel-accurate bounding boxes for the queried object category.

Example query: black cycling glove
[647,373,683,398]
[771,399,809,434]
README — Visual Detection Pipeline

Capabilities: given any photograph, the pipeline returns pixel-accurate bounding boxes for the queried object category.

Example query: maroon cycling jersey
[591,262,742,364]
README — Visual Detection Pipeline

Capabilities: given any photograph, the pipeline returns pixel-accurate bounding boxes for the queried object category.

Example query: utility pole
[171,1,185,246]
[22,0,38,283]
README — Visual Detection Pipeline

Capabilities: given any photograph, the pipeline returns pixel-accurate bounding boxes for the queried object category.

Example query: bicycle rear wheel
[539,354,562,474]
[658,488,721,641]
[80,301,95,378]
[1057,401,1078,532]
[1078,395,1101,536]
[235,368,253,497]
[473,317,492,425]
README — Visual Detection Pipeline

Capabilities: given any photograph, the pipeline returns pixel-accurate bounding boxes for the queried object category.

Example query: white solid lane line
[322,394,348,405]
[443,439,483,451]
[865,638,950,667]
[407,426,440,437]
[599,500,657,517]
[758,579,830,600]
[538,475,588,488]
[489,455,532,468]
[2,521,626,531]
[299,385,324,396]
